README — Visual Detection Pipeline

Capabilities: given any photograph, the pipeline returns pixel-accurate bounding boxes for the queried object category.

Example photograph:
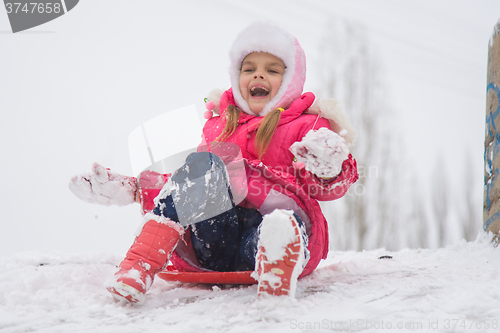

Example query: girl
[70,21,358,304]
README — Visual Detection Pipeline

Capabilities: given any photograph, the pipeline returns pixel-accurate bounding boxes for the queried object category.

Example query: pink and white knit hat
[229,21,306,117]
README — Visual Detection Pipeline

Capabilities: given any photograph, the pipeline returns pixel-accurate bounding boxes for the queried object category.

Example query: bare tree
[461,153,481,241]
[431,156,450,247]
[406,175,429,248]
[316,19,403,251]
[316,18,482,251]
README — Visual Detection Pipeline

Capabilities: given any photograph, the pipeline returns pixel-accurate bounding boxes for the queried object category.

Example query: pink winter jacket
[164,89,359,277]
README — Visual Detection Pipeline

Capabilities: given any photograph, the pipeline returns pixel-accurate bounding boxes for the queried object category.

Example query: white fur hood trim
[308,98,357,147]
[228,21,305,117]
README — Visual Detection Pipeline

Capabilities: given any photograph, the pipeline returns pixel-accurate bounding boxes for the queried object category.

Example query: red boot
[255,210,305,298]
[105,213,184,304]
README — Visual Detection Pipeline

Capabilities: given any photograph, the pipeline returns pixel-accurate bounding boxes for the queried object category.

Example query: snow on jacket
[163,88,359,277]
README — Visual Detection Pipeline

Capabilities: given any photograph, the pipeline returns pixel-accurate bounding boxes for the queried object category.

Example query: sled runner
[157,266,256,285]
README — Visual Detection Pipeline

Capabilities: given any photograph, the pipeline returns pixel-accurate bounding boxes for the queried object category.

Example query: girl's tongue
[250,85,270,97]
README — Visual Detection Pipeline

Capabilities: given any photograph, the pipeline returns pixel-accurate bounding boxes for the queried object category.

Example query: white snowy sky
[1,0,499,256]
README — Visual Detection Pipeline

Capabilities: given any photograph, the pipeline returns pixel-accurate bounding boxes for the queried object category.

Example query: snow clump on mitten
[68,163,137,206]
[290,128,349,178]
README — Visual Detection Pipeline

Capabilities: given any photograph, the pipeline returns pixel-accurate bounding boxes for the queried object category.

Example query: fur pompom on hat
[229,21,306,117]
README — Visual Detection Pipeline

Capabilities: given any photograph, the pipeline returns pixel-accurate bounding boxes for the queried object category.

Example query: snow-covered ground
[1,232,499,333]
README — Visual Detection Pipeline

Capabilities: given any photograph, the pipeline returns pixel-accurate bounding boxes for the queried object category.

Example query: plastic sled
[158,265,257,285]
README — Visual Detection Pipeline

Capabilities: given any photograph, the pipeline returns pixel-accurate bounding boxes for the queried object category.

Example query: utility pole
[484,19,500,234]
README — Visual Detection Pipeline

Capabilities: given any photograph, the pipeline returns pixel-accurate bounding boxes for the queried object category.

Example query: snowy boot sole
[255,210,305,298]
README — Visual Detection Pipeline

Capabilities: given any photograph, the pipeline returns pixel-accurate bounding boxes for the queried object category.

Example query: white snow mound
[2,232,500,332]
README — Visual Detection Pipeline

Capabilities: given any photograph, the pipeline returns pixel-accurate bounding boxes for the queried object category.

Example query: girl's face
[239,52,285,115]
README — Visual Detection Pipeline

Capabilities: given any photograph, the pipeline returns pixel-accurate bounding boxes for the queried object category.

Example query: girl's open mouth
[250,85,270,97]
